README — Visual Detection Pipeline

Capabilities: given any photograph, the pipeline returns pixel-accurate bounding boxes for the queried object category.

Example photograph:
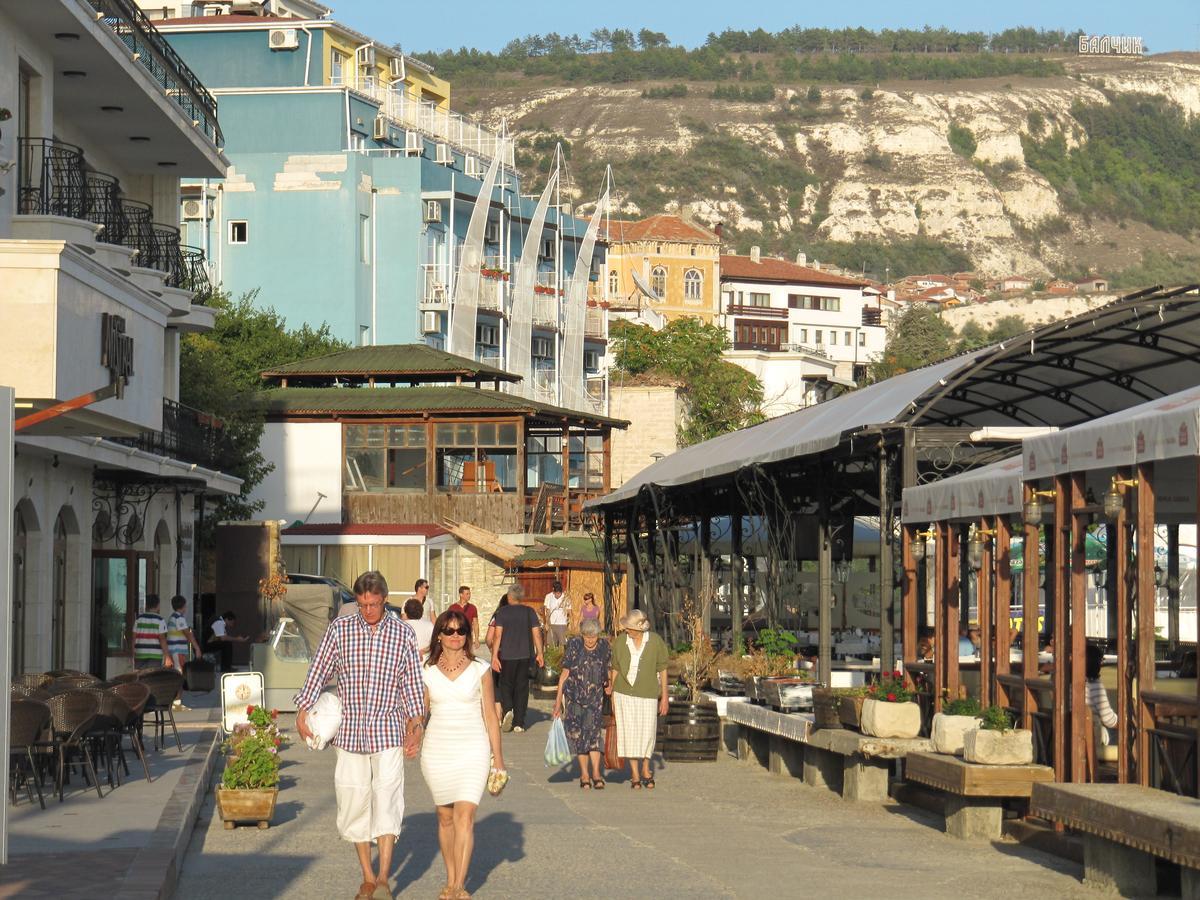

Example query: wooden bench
[906,751,1054,840]
[1032,782,1200,896]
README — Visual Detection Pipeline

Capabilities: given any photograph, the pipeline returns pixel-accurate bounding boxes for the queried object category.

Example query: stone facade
[608,381,685,488]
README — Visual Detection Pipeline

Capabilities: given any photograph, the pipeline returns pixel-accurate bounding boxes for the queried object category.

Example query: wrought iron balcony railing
[84,170,126,245]
[17,138,87,219]
[85,0,223,148]
[114,399,238,473]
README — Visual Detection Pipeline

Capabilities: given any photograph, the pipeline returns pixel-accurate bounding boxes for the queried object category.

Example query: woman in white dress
[421,609,505,900]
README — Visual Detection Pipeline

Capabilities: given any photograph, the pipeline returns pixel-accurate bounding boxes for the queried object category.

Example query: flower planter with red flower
[219,704,284,829]
[859,671,921,739]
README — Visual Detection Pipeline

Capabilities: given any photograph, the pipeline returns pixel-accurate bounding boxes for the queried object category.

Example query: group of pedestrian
[131,594,238,709]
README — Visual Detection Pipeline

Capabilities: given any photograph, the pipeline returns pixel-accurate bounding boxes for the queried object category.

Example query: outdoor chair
[140,669,185,752]
[51,674,101,690]
[112,671,142,684]
[46,691,103,801]
[10,698,51,809]
[111,681,152,782]
[45,669,86,679]
[82,689,129,789]
[15,673,53,692]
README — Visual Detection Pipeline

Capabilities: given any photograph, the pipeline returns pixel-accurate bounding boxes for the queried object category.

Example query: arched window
[684,268,703,302]
[650,266,667,299]
[608,269,619,296]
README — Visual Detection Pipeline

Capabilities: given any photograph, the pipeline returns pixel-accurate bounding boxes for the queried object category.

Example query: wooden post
[1070,473,1088,782]
[561,425,570,531]
[994,514,1013,708]
[1115,468,1131,784]
[818,497,832,688]
[1135,463,1155,787]
[946,524,961,703]
[1052,474,1069,784]
[978,516,993,708]
[731,513,744,656]
[699,516,713,639]
[879,444,895,674]
[1021,485,1039,732]
[933,523,947,711]
[902,524,917,674]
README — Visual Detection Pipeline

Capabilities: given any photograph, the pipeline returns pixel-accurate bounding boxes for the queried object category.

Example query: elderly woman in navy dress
[552,618,612,789]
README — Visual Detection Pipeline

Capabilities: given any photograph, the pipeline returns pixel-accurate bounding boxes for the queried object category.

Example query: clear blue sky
[325,0,1197,55]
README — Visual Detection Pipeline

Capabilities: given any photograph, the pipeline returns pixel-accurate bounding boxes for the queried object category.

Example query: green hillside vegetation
[419,25,1069,85]
[1021,94,1200,237]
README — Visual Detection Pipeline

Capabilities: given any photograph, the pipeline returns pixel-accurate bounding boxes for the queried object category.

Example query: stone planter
[838,695,866,730]
[215,786,279,830]
[859,698,921,739]
[931,713,981,755]
[962,728,1034,765]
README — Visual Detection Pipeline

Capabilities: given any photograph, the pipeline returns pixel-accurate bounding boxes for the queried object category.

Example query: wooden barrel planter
[811,688,842,730]
[661,700,720,762]
[838,695,866,730]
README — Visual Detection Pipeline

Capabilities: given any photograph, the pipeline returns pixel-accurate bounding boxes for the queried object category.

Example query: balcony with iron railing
[113,399,238,473]
[86,0,223,148]
[15,137,213,301]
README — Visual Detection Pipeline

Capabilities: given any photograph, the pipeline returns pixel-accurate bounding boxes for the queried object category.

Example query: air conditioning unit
[435,143,452,165]
[356,45,376,68]
[421,311,440,333]
[484,221,500,243]
[464,156,483,179]
[204,3,232,15]
[389,57,405,79]
[372,115,388,141]
[404,131,422,156]
[181,198,213,220]
[268,28,299,51]
[423,201,442,224]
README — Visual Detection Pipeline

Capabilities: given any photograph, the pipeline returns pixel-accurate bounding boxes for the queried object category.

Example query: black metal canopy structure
[587,286,1200,684]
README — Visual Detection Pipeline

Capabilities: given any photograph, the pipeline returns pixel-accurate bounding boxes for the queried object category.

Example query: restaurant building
[1,0,239,676]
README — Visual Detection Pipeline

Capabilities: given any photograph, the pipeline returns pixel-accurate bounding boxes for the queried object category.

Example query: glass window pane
[364,425,386,447]
[477,423,496,446]
[282,545,318,576]
[498,423,517,446]
[436,424,455,446]
[437,448,474,490]
[587,434,603,450]
[345,425,368,447]
[456,424,475,446]
[273,619,311,662]
[569,435,584,453]
[489,449,518,492]
[344,448,385,491]
[388,448,427,491]
[406,425,426,447]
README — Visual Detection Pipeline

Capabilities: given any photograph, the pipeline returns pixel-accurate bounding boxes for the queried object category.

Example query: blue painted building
[140,2,609,412]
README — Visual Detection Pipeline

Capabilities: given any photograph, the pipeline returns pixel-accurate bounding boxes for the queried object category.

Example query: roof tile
[719,254,867,288]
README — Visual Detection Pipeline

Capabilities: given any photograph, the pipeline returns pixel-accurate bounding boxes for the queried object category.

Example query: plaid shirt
[294,612,425,754]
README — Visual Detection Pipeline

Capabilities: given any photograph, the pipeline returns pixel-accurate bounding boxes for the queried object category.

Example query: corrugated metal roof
[260,344,518,382]
[257,385,629,427]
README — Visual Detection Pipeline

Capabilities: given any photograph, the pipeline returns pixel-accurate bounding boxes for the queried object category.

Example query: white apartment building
[1,0,239,676]
[719,249,887,414]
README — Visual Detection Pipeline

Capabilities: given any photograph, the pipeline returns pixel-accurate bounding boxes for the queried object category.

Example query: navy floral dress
[562,636,611,754]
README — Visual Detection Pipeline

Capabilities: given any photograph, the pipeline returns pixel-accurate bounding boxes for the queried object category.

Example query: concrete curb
[114,710,222,900]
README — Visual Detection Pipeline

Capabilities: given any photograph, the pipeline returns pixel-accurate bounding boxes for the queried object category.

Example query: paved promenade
[177,698,1090,900]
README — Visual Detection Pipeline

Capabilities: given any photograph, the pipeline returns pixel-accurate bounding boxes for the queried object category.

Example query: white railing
[533,297,559,330]
[476,346,501,365]
[421,263,450,308]
[378,88,515,168]
[781,342,831,358]
[585,307,606,337]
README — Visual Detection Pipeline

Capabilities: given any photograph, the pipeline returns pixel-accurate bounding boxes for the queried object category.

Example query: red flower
[868,684,878,692]
[246,705,255,714]
[886,692,897,702]
[270,709,279,719]
[893,670,902,678]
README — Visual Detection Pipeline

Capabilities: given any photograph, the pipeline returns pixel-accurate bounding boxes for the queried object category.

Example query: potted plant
[963,705,1034,765]
[931,696,982,755]
[709,651,749,695]
[216,705,283,829]
[661,588,720,762]
[859,670,922,739]
[835,686,872,730]
[539,643,564,687]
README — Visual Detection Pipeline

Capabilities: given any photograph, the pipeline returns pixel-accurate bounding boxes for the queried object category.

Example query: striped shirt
[1087,677,1118,737]
[133,612,167,661]
[166,611,190,656]
[293,612,425,754]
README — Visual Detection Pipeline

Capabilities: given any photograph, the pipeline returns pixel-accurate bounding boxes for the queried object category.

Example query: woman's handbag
[603,713,623,770]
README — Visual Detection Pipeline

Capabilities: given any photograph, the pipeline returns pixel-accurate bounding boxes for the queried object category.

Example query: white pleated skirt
[613,692,657,759]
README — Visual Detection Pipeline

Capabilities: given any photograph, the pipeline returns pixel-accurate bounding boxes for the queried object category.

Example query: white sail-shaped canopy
[560,189,607,411]
[449,150,503,359]
[508,169,557,398]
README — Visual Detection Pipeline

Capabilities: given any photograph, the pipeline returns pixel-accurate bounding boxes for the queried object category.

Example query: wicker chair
[16,673,53,692]
[111,682,152,782]
[112,671,142,684]
[82,689,128,788]
[45,669,86,678]
[140,669,185,751]
[10,698,51,809]
[51,675,101,690]
[47,691,103,801]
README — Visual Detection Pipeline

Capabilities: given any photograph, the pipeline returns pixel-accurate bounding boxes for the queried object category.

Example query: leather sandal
[579,777,592,789]
[643,776,656,790]
[630,779,642,790]
[438,885,454,900]
[592,778,606,790]
[371,880,393,899]
[354,882,375,900]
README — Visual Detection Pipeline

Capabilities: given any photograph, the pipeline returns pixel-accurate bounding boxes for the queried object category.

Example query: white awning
[901,455,1024,524]
[1023,384,1200,479]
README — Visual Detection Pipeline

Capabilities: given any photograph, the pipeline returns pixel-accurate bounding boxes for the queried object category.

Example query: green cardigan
[611,633,669,699]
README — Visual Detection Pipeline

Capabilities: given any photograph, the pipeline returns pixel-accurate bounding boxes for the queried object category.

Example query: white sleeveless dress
[420,658,491,805]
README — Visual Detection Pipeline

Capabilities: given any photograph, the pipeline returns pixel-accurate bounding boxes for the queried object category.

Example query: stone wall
[608,382,685,488]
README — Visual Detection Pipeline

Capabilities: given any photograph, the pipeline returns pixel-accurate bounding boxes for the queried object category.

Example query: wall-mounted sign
[101,313,134,396]
[1077,35,1144,55]
[221,671,265,733]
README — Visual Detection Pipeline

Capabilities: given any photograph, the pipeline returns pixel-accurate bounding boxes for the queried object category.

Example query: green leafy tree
[610,318,764,445]
[869,305,955,382]
[180,291,348,521]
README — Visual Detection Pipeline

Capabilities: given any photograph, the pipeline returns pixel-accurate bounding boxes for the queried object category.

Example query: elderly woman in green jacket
[608,609,670,790]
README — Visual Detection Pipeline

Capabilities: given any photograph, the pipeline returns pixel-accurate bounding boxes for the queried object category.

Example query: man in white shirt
[543,581,570,647]
[401,598,434,657]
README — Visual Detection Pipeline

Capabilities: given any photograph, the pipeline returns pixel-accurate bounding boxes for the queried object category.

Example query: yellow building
[322,20,450,109]
[604,215,722,324]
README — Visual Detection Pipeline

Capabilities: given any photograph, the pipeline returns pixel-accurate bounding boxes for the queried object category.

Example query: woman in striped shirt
[1085,644,1117,744]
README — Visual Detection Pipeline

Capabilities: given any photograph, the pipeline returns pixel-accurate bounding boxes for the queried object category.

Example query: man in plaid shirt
[296,571,424,900]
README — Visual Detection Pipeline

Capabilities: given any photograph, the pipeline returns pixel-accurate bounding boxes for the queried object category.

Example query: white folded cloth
[305,691,342,751]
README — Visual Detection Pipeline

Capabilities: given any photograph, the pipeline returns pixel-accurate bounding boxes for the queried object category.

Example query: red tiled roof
[719,254,867,288]
[604,214,719,244]
[282,523,447,538]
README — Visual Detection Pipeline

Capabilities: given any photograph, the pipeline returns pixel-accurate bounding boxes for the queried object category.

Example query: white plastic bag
[543,717,570,767]
[305,691,342,750]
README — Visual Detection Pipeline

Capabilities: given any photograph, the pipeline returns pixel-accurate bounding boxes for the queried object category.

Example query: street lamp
[967,527,996,572]
[1024,489,1057,527]
[834,559,851,584]
[1091,565,1107,589]
[1102,475,1138,520]
[1154,565,1166,589]
[909,529,935,561]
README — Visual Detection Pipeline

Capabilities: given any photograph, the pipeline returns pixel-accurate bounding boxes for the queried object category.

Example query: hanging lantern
[834,560,851,584]
[1024,489,1056,527]
[909,529,934,561]
[1102,475,1138,520]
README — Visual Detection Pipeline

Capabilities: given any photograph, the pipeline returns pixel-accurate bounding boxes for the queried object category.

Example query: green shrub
[642,83,688,99]
[942,697,982,716]
[948,122,977,157]
[806,84,821,103]
[859,86,875,101]
[979,705,1014,732]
